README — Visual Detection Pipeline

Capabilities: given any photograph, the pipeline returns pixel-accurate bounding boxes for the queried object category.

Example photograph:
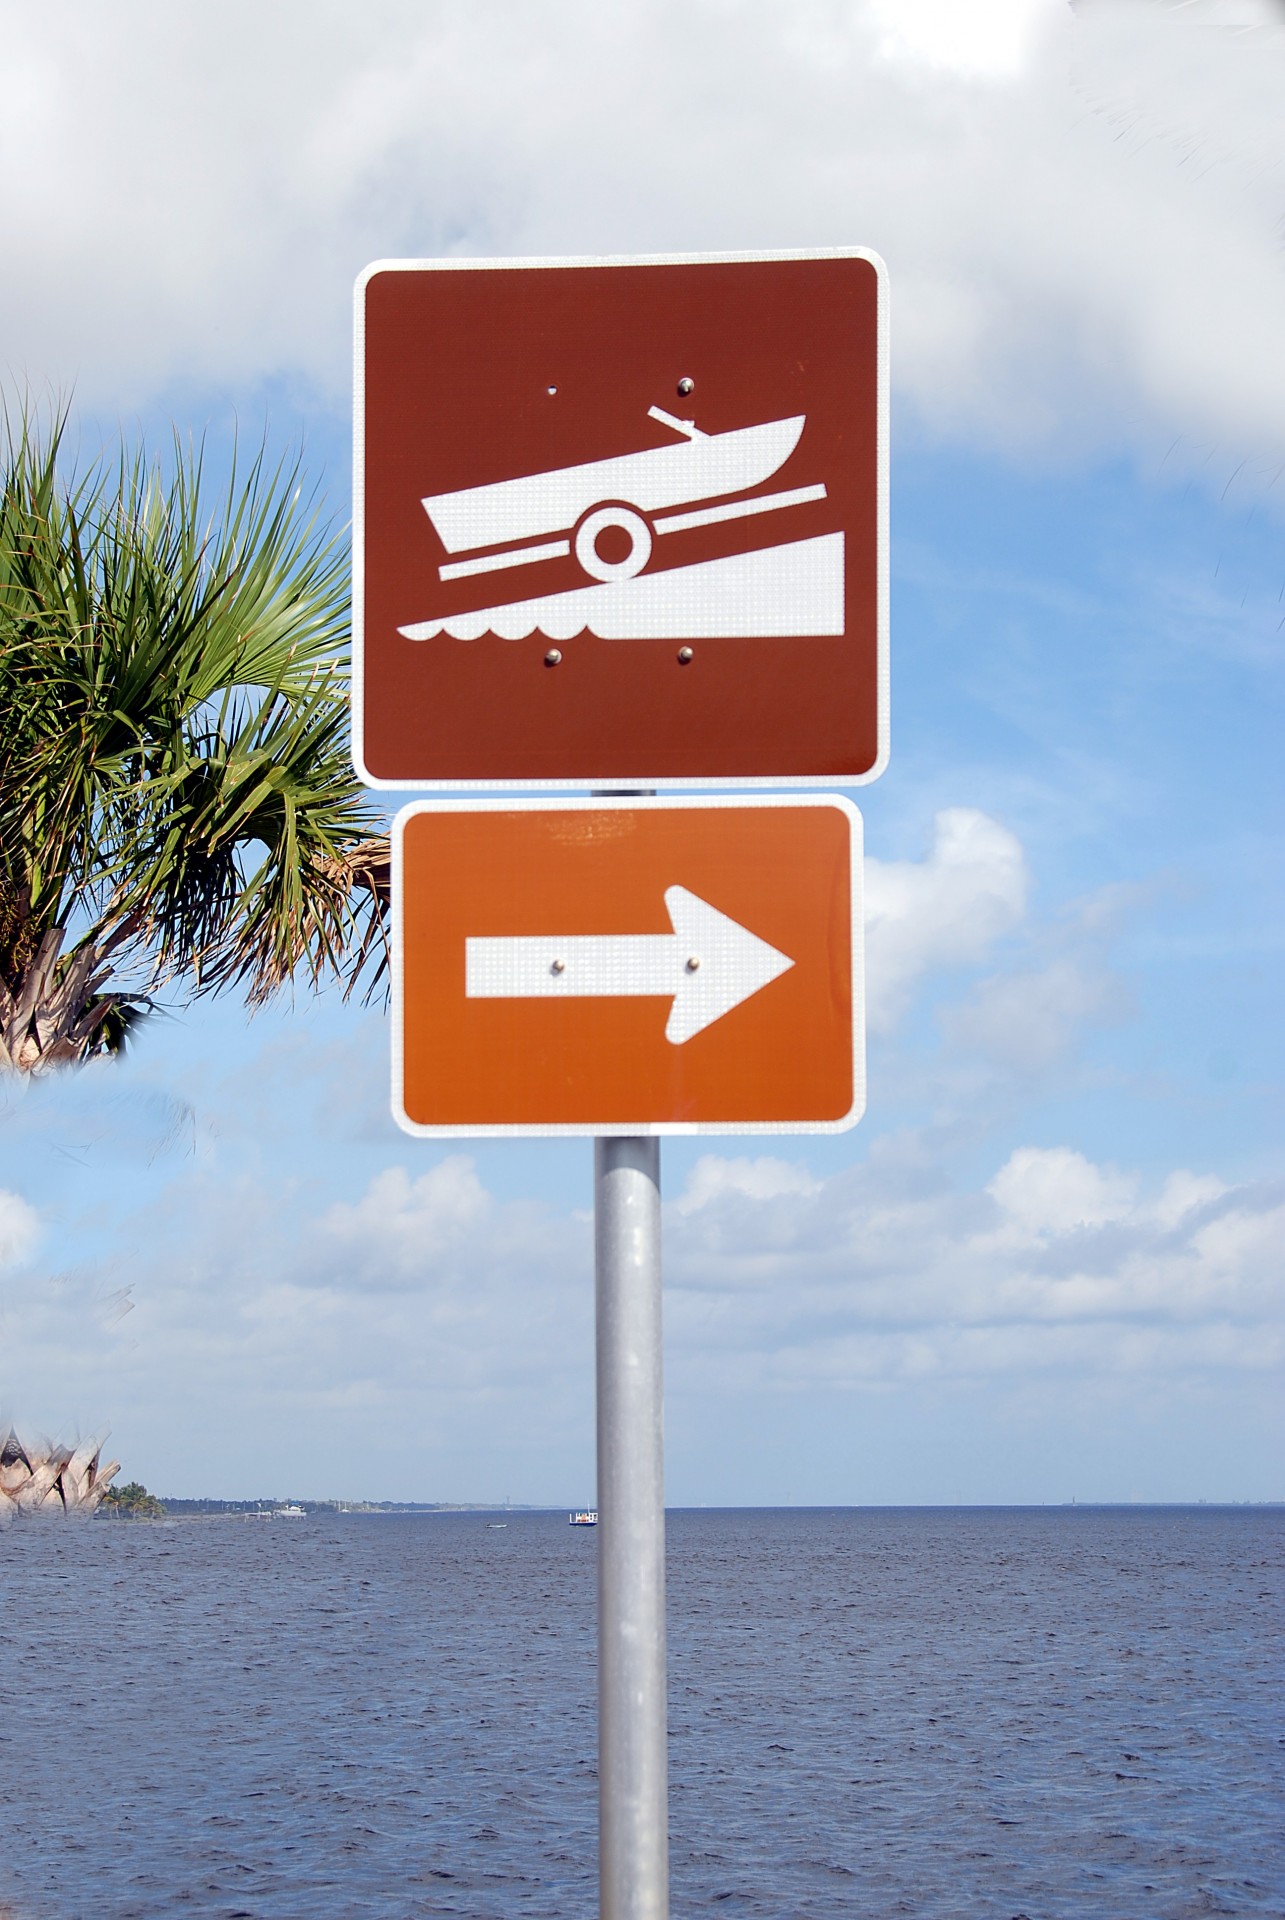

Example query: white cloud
[868,0,1061,79]
[987,1143,1138,1234]
[674,1155,822,1215]
[942,954,1125,1068]
[864,809,1028,1030]
[666,1138,1284,1386]
[1152,1167,1229,1229]
[0,1189,40,1268]
[322,1158,491,1282]
[0,0,1282,479]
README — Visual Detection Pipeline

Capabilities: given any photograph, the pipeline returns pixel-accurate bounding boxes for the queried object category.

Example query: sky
[1,0,1282,1506]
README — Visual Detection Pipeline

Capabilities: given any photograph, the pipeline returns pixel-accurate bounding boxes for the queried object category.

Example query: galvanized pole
[595,1134,669,1920]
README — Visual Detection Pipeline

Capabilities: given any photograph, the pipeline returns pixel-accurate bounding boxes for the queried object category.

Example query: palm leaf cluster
[0,408,389,1073]
[0,1429,120,1520]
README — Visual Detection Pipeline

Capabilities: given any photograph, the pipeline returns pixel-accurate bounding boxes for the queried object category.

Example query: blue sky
[1,0,1281,1505]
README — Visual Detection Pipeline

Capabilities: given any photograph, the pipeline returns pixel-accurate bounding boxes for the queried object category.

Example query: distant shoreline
[145,1499,1285,1517]
[149,1499,549,1518]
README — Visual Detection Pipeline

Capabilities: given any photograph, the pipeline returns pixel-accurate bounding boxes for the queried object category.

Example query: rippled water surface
[2,1507,1281,1918]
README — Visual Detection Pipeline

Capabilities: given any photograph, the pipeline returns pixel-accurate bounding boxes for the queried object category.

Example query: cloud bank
[1,0,1282,484]
[665,1139,1282,1392]
[4,1123,1278,1501]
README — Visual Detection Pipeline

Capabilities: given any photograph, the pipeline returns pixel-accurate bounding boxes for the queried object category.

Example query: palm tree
[0,406,389,1073]
[0,1428,120,1520]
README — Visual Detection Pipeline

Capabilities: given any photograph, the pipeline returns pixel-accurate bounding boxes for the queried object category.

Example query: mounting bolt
[677,377,695,396]
[544,648,562,666]
[546,384,558,395]
[550,958,566,975]
[677,646,694,664]
[685,956,701,973]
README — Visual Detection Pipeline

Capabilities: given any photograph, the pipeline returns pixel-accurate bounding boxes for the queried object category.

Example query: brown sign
[355,250,887,789]
[393,797,864,1135]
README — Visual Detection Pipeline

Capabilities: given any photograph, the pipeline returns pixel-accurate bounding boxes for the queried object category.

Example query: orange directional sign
[355,249,887,791]
[393,797,864,1136]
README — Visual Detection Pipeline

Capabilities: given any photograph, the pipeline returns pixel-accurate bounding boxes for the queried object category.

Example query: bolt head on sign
[355,249,888,790]
[393,796,864,1137]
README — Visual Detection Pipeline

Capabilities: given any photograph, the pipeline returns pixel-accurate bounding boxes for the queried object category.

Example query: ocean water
[1,1506,1281,1919]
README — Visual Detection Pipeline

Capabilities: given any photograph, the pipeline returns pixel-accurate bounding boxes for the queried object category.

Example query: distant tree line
[100,1480,165,1518]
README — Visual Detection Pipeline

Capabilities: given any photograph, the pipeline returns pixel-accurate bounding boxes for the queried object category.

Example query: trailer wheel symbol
[574,504,653,583]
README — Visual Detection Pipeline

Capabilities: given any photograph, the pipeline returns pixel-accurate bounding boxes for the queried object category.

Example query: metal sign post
[360,246,885,1920]
[595,1136,668,1920]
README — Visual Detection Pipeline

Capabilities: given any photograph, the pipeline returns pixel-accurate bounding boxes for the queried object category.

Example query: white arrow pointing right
[465,886,795,1045]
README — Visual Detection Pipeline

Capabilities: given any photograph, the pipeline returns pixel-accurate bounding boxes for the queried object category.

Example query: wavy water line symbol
[399,533,844,642]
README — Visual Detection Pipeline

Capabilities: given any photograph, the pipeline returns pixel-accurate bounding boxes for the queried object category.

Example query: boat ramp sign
[392,796,864,1136]
[354,249,887,790]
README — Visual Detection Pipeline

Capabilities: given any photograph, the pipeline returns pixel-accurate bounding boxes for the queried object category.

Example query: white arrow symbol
[465,886,795,1045]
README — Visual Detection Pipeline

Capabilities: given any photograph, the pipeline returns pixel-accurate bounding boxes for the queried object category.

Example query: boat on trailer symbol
[397,405,842,644]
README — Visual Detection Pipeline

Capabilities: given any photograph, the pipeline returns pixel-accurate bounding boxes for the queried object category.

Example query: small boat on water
[569,1509,598,1527]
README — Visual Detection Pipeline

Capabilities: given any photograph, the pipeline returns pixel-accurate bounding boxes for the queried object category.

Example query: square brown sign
[354,249,887,789]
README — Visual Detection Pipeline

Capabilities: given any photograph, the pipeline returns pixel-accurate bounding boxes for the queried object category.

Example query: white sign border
[353,247,889,792]
[391,793,865,1138]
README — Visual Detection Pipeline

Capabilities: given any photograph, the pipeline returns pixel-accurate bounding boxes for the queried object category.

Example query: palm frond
[0,400,387,1071]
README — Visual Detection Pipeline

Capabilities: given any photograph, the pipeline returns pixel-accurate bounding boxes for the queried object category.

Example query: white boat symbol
[400,406,844,642]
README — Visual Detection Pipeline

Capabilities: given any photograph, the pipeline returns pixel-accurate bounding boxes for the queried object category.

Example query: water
[1,1507,1281,1918]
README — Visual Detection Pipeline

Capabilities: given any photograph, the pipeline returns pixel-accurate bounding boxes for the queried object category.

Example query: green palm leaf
[0,402,388,1073]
